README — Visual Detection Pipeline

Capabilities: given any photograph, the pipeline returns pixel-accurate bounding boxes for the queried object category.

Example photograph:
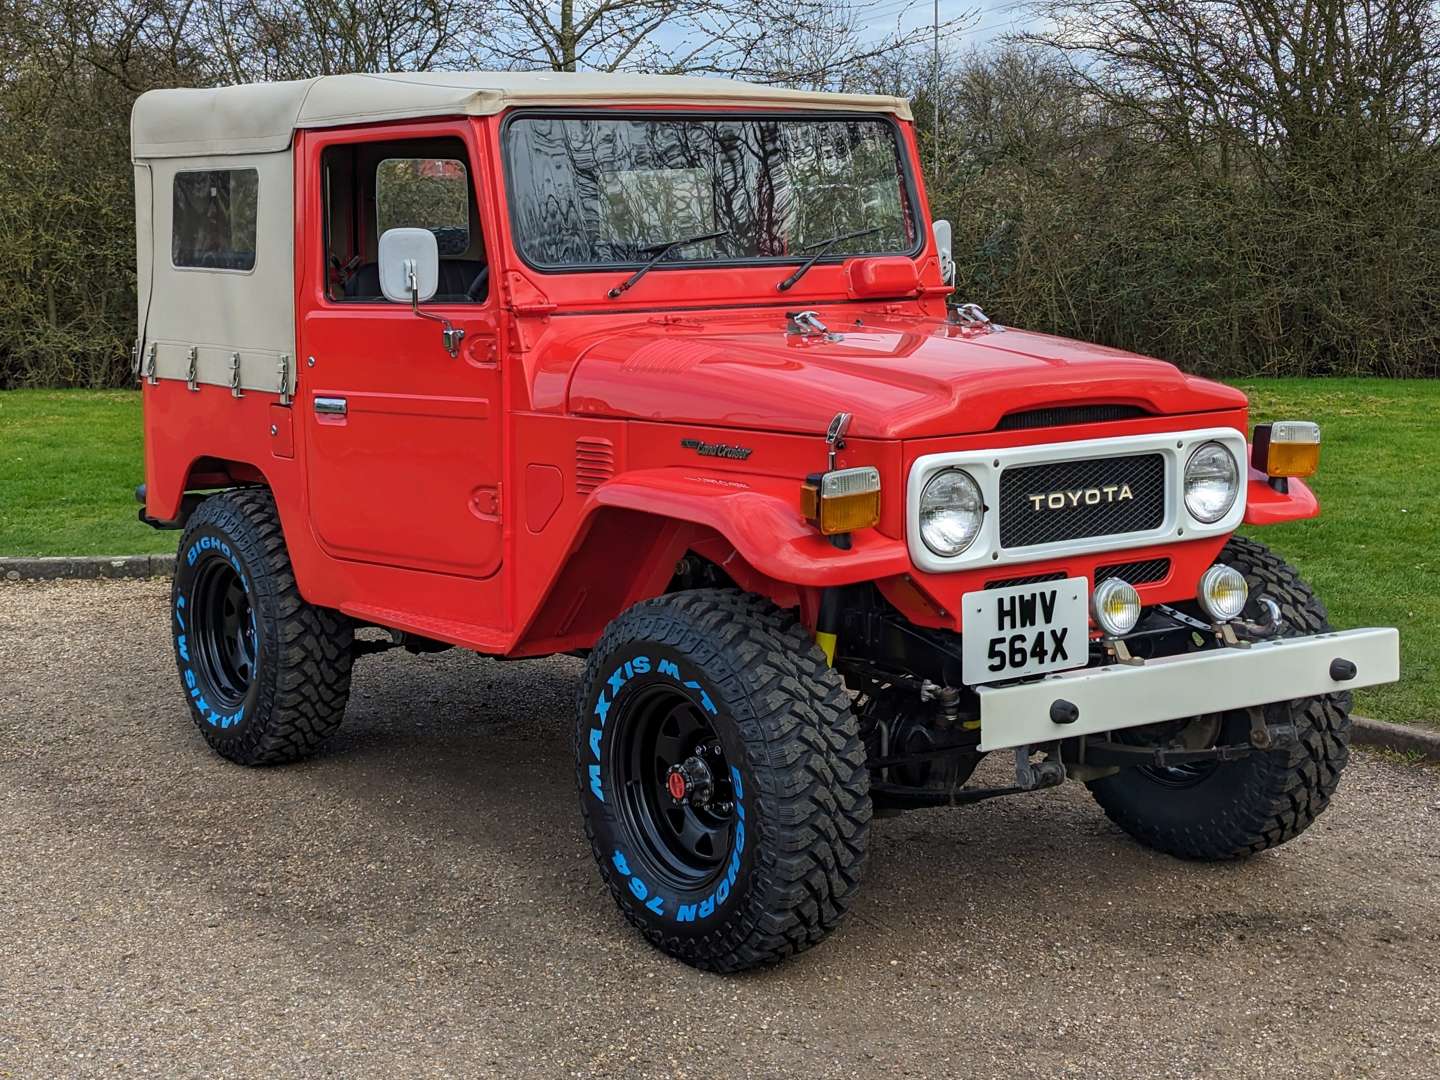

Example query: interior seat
[344,259,486,302]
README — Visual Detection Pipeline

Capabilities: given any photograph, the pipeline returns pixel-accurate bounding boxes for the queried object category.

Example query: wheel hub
[666,755,715,807]
[612,688,737,884]
[192,556,257,709]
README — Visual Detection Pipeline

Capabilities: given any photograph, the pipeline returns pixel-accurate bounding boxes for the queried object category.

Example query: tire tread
[178,489,352,765]
[577,588,871,972]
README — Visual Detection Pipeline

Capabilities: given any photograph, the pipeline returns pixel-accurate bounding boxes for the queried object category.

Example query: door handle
[314,396,347,417]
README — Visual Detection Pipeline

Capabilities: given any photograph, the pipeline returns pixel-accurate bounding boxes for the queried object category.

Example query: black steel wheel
[576,589,871,973]
[614,685,736,885]
[1087,536,1352,860]
[190,556,258,708]
[172,489,353,765]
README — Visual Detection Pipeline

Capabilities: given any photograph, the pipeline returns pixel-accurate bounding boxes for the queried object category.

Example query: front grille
[997,404,1148,431]
[1095,557,1171,585]
[998,453,1166,548]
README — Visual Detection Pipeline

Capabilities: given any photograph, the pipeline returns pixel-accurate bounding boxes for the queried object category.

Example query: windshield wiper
[607,229,730,298]
[776,226,884,292]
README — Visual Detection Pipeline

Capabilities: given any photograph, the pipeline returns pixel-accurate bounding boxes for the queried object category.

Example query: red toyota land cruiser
[131,72,1399,972]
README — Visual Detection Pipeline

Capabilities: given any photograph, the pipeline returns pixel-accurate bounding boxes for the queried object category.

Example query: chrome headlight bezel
[918,468,985,557]
[1184,440,1240,524]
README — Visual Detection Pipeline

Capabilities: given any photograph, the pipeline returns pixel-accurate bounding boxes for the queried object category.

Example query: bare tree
[487,0,974,87]
[987,1,1440,377]
[1024,0,1440,172]
[199,0,493,80]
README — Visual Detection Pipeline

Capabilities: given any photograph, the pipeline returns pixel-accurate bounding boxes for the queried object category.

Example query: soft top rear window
[504,114,919,270]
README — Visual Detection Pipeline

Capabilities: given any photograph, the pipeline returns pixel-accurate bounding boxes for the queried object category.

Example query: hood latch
[787,310,842,343]
[947,302,1004,333]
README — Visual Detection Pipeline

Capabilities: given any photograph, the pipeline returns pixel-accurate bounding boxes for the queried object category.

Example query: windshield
[504,114,919,270]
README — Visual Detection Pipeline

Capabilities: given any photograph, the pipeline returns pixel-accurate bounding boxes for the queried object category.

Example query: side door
[298,123,504,579]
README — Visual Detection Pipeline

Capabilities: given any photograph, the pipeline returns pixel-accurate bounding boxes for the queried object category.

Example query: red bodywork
[142,111,1318,656]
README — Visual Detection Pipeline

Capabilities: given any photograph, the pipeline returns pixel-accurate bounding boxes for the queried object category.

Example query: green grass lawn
[0,381,1434,725]
[0,390,173,557]
[1235,378,1436,728]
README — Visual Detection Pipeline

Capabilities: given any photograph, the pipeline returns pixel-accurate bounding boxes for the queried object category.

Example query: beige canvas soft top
[131,71,914,159]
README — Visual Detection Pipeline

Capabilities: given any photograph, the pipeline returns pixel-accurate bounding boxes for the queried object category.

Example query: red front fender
[590,468,911,587]
[1243,468,1320,525]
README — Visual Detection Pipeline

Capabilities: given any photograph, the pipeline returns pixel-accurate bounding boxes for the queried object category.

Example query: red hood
[565,310,1246,439]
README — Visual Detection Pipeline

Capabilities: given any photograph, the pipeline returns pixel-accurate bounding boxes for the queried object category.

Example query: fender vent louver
[575,437,615,494]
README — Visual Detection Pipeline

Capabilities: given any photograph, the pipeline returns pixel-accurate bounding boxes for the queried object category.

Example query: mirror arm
[406,260,465,359]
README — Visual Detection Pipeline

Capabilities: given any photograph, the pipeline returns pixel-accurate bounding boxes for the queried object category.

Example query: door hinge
[185,346,199,391]
[145,342,158,385]
[277,354,292,405]
[230,352,244,399]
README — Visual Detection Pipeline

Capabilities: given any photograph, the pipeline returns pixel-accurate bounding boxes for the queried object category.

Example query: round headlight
[1092,577,1142,636]
[919,469,985,556]
[1184,441,1240,523]
[1198,564,1249,622]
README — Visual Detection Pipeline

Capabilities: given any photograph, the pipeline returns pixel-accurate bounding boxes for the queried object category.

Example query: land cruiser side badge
[681,438,753,461]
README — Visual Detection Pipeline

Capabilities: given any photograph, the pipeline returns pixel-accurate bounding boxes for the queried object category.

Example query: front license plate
[961,577,1089,685]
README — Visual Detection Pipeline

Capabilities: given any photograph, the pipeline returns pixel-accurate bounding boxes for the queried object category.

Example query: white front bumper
[976,628,1400,752]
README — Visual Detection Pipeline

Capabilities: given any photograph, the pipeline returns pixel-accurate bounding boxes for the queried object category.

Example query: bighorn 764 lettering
[131,72,1400,973]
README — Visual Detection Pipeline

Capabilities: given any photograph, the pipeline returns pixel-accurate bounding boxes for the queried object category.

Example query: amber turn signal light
[801,467,882,536]
[1252,421,1321,478]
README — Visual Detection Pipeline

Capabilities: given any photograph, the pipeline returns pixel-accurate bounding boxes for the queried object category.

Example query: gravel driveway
[1,579,1436,1079]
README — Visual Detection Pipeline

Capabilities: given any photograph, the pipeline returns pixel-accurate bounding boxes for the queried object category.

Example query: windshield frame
[498,108,926,278]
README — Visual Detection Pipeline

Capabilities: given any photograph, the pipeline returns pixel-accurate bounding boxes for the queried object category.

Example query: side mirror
[932,219,955,287]
[378,227,439,304]
[377,227,464,358]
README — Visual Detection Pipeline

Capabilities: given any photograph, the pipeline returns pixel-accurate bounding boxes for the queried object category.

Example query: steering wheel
[467,265,490,301]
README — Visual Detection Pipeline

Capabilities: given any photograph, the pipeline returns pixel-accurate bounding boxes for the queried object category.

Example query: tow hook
[1159,596,1285,644]
[1014,746,1066,791]
[1234,596,1285,640]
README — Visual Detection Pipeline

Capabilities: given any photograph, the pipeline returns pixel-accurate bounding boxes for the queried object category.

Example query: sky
[623,0,1039,75]
[882,0,1036,49]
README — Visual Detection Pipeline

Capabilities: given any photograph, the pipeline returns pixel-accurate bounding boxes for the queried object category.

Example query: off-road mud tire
[1087,536,1351,860]
[576,589,871,972]
[172,489,353,765]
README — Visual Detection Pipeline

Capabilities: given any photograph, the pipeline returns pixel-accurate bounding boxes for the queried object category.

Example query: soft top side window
[173,169,258,272]
[322,137,487,303]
